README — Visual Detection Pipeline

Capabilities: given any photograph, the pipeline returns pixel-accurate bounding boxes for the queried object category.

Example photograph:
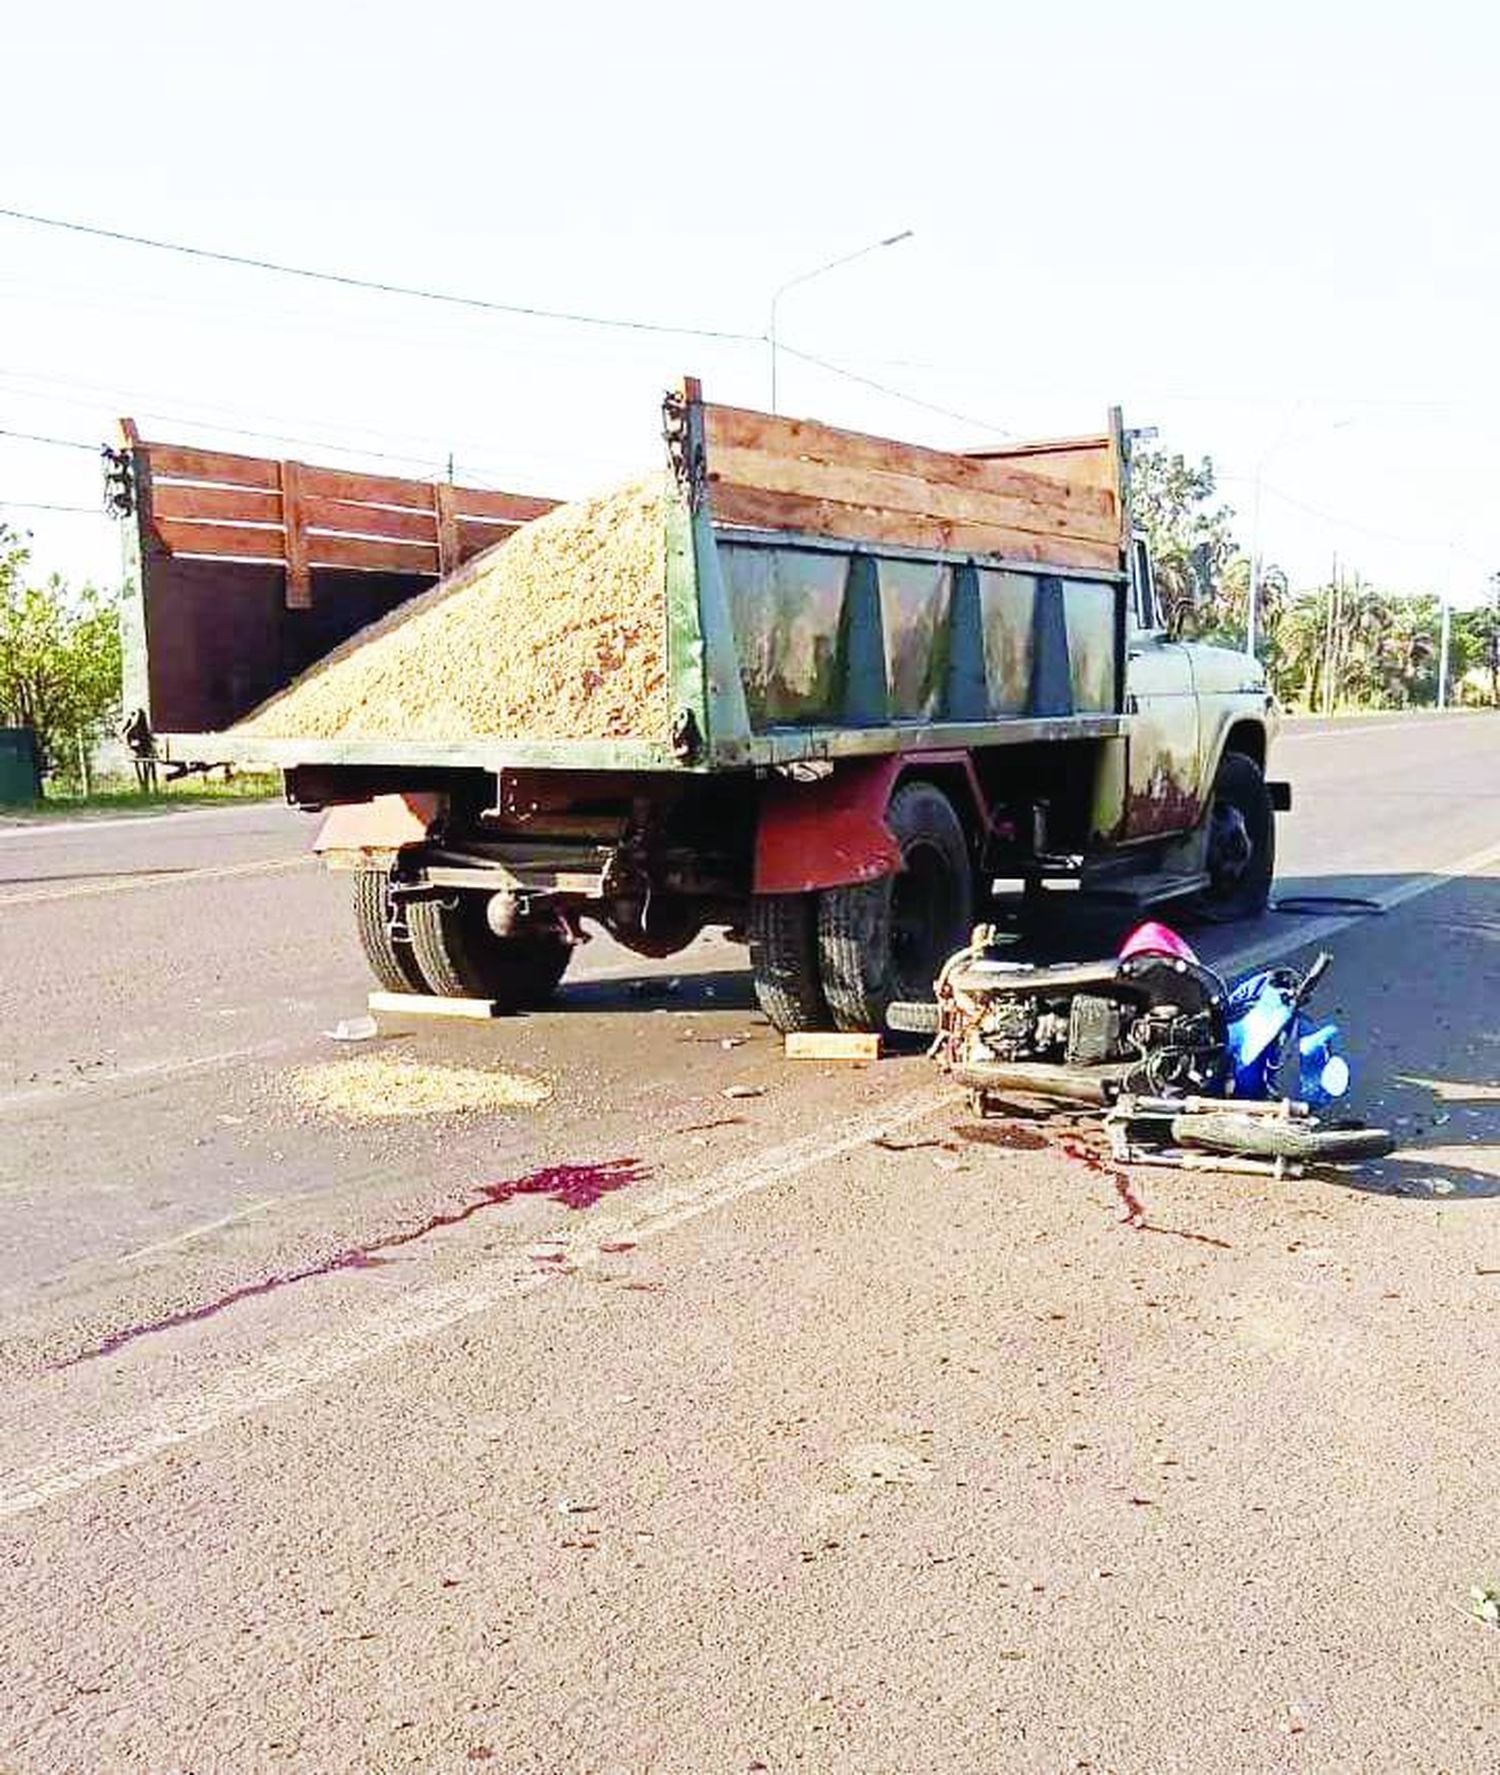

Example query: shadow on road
[558,968,757,1016]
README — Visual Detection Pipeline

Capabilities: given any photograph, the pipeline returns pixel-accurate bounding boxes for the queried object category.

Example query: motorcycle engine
[961,952,1229,1094]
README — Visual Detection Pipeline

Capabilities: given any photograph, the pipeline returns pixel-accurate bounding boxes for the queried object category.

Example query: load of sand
[237,475,668,742]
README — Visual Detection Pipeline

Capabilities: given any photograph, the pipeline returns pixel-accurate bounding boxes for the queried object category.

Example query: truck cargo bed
[120,381,1131,778]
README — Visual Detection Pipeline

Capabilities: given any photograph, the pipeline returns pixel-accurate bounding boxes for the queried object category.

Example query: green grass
[1,771,283,820]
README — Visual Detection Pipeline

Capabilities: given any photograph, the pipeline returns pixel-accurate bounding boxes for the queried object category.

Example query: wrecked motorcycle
[888,922,1394,1168]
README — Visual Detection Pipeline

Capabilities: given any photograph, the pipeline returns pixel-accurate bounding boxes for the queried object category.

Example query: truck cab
[1112,527,1286,917]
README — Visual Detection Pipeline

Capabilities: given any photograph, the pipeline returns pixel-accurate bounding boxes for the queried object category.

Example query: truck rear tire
[407,895,570,1009]
[1193,752,1275,922]
[748,893,830,1032]
[352,868,429,994]
[817,780,974,1033]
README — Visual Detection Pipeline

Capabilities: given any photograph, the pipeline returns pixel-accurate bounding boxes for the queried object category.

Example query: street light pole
[768,230,914,413]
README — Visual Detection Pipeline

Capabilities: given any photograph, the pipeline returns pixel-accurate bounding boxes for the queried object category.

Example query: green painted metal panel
[878,559,950,720]
[977,571,1037,716]
[720,545,844,725]
[1064,581,1120,714]
[837,553,888,725]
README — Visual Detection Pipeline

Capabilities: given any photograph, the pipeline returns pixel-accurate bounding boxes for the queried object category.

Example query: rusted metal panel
[720,545,845,726]
[753,756,904,894]
[312,791,444,856]
[879,559,949,720]
[977,571,1036,716]
[1063,582,1119,713]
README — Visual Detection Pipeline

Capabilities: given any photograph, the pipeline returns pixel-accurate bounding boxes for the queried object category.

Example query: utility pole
[1322,553,1339,714]
[1436,544,1453,709]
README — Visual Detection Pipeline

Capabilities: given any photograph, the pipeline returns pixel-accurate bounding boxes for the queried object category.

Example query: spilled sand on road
[290,1057,553,1120]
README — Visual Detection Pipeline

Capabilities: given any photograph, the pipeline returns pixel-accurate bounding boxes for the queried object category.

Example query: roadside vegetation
[1,521,277,811]
[1134,447,1500,711]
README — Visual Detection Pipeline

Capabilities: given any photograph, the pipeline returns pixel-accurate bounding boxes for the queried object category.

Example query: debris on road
[905,920,1392,1181]
[325,1014,379,1042]
[784,1031,882,1062]
[723,1084,767,1100]
[1470,1585,1500,1627]
[367,990,499,1021]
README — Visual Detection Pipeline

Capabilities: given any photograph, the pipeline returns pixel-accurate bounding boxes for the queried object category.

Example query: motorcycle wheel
[1171,1112,1394,1163]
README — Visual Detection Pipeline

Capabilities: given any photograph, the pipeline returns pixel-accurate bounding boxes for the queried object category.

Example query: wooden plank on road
[368,990,498,1020]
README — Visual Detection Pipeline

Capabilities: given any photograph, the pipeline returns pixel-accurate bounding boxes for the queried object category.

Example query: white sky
[4,0,1497,607]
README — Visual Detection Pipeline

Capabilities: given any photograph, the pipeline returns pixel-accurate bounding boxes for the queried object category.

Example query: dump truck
[114,379,1288,1033]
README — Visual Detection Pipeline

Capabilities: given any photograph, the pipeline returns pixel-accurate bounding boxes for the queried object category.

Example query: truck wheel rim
[1207,800,1252,889]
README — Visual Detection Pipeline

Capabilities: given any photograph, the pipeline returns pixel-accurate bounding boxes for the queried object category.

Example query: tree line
[1131,447,1500,710]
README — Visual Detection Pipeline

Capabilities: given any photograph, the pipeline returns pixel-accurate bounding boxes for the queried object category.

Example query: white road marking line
[119,1199,291,1265]
[0,854,310,907]
[1282,713,1500,740]
[0,1084,953,1521]
[0,805,299,839]
[0,1038,298,1114]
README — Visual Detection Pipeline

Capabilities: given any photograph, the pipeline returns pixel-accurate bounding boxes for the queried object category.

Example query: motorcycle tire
[886,1000,941,1035]
[1171,1112,1394,1163]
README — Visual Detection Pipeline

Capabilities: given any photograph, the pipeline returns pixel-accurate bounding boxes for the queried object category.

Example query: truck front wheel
[407,895,571,1009]
[1194,752,1275,921]
[816,780,974,1032]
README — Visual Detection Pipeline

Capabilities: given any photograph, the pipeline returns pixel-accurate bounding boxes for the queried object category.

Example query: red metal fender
[312,791,443,857]
[753,753,983,895]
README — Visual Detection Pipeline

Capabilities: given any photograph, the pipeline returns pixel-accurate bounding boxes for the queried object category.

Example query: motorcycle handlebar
[1294,951,1332,1007]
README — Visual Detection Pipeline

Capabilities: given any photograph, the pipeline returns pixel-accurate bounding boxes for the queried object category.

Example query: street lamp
[768,230,914,413]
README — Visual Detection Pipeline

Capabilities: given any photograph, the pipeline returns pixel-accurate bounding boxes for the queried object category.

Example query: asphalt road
[2,712,1499,1773]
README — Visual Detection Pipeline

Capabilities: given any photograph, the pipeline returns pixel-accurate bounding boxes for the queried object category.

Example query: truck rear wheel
[817,780,974,1033]
[748,893,830,1032]
[1193,752,1275,922]
[352,868,429,994]
[407,895,570,1009]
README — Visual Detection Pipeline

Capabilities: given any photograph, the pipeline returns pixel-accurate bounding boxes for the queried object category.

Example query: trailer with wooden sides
[115,379,1288,1032]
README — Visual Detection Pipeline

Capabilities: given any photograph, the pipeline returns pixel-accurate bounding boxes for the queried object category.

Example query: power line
[776,343,1013,436]
[0,500,103,515]
[0,372,473,477]
[0,426,99,452]
[1230,473,1493,566]
[0,204,764,345]
[0,207,1027,434]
